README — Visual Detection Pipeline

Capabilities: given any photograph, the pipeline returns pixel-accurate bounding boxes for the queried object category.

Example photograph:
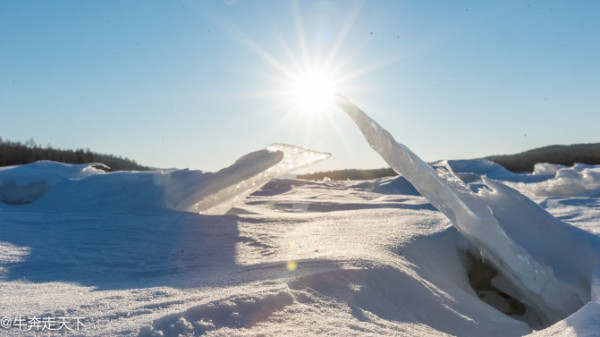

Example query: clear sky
[1,1,599,173]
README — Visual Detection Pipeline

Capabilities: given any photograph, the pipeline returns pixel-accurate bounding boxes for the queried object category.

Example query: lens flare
[290,71,335,114]
[286,260,298,271]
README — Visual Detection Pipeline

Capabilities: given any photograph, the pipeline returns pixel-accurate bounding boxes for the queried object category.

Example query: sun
[289,70,335,115]
[208,1,400,149]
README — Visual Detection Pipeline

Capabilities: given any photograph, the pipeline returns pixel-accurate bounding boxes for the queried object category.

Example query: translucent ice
[336,95,591,325]
[163,144,331,214]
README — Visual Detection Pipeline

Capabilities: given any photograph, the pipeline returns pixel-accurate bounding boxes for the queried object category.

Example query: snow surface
[1,104,600,336]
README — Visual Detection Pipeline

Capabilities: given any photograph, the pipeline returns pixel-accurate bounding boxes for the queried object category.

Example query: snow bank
[336,95,600,327]
[524,164,600,197]
[533,163,566,176]
[351,176,420,196]
[0,161,108,205]
[433,159,600,197]
[0,144,329,214]
[435,159,517,182]
[438,160,600,197]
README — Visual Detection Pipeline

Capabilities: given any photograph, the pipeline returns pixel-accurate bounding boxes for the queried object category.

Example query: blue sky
[1,1,599,172]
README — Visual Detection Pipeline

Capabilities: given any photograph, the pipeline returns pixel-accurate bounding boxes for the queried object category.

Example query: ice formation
[336,95,599,326]
[163,144,331,214]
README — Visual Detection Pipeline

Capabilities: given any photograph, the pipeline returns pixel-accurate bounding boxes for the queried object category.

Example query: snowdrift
[438,159,600,198]
[522,163,600,198]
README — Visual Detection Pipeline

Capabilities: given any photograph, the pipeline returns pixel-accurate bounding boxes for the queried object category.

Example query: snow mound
[523,164,600,197]
[435,159,517,182]
[139,225,532,337]
[336,95,600,328]
[351,176,421,196]
[0,161,108,205]
[438,160,600,197]
[533,163,567,176]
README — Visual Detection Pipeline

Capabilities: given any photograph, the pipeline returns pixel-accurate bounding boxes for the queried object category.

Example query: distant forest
[298,143,600,180]
[485,143,600,173]
[297,168,397,181]
[3,137,599,177]
[0,138,150,171]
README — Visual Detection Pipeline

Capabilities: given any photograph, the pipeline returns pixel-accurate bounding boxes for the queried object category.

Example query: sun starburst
[289,70,335,115]
[193,1,407,158]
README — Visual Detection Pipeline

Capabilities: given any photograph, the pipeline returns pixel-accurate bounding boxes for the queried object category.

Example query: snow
[522,164,600,198]
[1,103,600,336]
[440,159,600,198]
[533,163,567,176]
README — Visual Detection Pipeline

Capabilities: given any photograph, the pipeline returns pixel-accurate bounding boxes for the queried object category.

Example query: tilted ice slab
[0,144,329,214]
[163,144,331,214]
[336,95,600,326]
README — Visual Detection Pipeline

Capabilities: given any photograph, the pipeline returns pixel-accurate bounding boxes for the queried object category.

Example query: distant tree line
[0,137,150,171]
[486,143,600,173]
[297,167,398,181]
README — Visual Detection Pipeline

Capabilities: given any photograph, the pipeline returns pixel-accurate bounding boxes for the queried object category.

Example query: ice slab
[163,144,331,214]
[336,95,596,326]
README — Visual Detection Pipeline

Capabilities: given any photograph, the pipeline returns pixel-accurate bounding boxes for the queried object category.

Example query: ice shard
[335,95,586,325]
[163,144,330,214]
